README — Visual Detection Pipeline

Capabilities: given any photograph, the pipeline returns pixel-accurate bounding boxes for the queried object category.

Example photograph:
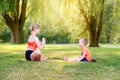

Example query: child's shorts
[25,50,34,60]
[80,58,88,62]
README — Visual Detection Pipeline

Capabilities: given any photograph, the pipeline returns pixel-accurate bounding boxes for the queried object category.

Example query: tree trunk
[89,31,99,47]
[3,13,25,44]
[89,0,104,47]
[89,16,99,47]
[10,25,24,43]
[2,0,27,43]
[78,0,105,47]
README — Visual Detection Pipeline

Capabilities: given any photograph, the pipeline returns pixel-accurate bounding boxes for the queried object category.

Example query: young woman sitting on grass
[25,23,47,61]
[64,38,96,62]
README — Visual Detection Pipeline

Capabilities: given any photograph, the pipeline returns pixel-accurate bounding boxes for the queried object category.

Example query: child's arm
[78,53,85,61]
[78,48,87,61]
[35,37,46,50]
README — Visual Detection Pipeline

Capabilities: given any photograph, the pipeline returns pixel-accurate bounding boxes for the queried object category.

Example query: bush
[54,32,70,44]
[0,30,10,42]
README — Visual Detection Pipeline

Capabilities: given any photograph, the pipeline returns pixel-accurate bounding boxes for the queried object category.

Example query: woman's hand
[42,37,46,46]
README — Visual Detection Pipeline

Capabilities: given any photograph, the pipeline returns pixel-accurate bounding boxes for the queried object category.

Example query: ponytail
[29,23,40,31]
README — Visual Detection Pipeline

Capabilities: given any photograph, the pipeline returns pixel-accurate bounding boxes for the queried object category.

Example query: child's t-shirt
[82,47,91,61]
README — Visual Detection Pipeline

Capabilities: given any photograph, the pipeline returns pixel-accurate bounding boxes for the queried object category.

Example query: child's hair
[81,38,88,45]
[29,23,41,31]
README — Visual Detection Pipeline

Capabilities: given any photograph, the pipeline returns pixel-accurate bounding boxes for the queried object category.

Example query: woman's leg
[30,50,41,61]
[25,50,33,60]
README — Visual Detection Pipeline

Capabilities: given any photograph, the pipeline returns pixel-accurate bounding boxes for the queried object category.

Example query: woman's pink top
[27,42,37,51]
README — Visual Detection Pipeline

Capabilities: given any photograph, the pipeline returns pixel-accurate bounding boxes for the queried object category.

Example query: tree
[103,0,120,43]
[78,0,105,47]
[103,0,115,43]
[0,0,27,43]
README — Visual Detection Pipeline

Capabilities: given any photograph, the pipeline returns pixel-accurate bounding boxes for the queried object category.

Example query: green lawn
[0,43,120,80]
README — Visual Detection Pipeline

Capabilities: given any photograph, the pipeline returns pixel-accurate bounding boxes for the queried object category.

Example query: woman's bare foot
[41,58,48,61]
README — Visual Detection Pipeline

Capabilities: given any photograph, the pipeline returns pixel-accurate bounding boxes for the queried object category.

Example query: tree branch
[16,0,20,20]
[78,0,90,30]
[3,13,15,29]
[14,0,20,24]
[19,0,27,28]
[97,0,105,39]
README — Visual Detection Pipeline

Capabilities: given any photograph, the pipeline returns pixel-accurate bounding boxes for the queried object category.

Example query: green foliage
[101,0,120,44]
[54,31,70,44]
[0,0,15,15]
[0,17,10,42]
[25,0,88,43]
[0,28,10,42]
[0,44,120,80]
[0,0,120,44]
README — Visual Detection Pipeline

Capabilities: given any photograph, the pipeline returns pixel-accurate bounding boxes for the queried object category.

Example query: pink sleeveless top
[27,42,37,51]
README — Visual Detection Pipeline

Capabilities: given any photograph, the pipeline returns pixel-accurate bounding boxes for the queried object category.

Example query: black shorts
[80,58,88,62]
[25,50,34,60]
[80,53,88,62]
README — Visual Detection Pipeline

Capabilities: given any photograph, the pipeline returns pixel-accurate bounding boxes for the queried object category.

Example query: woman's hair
[29,23,41,31]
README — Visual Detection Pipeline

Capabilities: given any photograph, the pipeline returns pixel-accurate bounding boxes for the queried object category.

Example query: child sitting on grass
[64,38,96,62]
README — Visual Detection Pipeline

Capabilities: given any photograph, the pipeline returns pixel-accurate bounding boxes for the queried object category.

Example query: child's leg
[64,57,80,62]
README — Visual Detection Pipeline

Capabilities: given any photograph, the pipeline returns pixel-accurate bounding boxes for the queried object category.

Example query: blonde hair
[29,23,41,31]
[80,38,88,45]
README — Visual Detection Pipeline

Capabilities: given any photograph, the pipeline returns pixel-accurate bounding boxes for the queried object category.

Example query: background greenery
[0,0,120,44]
[0,1,120,80]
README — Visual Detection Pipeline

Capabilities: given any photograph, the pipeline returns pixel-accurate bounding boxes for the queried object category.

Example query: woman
[25,23,46,61]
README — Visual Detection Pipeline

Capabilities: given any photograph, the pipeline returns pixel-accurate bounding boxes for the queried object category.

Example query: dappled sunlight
[45,51,80,57]
[44,44,79,50]
[54,62,67,71]
[100,44,120,48]
[114,52,120,56]
[0,44,26,55]
[0,0,120,79]
[0,43,120,80]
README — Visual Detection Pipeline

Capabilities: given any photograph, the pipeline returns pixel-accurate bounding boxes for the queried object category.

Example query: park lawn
[0,43,120,80]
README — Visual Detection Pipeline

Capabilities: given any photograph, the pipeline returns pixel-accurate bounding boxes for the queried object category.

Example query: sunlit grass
[0,43,120,80]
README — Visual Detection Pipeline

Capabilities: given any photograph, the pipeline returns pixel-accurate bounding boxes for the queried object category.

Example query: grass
[0,43,120,80]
